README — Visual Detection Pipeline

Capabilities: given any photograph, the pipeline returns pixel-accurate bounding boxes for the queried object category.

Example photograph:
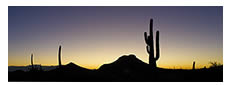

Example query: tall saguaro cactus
[58,45,62,68]
[31,53,34,69]
[144,19,160,68]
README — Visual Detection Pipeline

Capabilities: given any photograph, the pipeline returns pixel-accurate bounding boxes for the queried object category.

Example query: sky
[8,6,223,69]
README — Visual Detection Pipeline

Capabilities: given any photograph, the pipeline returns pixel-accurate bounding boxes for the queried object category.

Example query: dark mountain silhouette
[50,62,91,72]
[44,62,97,81]
[99,54,150,70]
[98,54,154,81]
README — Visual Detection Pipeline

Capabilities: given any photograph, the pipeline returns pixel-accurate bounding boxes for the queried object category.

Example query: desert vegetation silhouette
[8,19,223,82]
[144,19,160,68]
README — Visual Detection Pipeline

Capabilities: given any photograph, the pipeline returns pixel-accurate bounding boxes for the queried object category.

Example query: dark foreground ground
[8,55,223,82]
[8,67,223,82]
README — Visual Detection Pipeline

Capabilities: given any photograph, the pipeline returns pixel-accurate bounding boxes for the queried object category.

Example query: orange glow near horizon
[8,34,223,69]
[8,52,223,69]
[8,41,223,69]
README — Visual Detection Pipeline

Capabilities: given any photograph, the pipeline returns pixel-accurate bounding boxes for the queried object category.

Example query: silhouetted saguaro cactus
[192,61,195,70]
[58,45,62,68]
[144,19,160,68]
[31,53,34,70]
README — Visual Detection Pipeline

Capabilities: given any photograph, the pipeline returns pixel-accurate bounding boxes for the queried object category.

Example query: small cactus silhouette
[58,45,62,68]
[144,19,160,68]
[31,53,34,70]
[192,61,195,70]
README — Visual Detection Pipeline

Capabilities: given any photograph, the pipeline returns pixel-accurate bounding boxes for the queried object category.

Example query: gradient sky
[8,6,223,69]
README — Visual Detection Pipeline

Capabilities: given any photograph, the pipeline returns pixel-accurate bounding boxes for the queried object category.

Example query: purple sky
[8,6,222,69]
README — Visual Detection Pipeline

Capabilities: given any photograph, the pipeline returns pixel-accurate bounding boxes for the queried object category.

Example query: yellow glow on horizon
[8,54,223,69]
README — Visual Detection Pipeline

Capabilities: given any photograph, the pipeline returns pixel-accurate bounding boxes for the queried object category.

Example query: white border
[8,0,223,6]
[2,0,229,85]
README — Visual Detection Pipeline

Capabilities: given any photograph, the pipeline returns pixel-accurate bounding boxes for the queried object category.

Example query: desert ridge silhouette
[98,54,154,81]
[8,19,223,82]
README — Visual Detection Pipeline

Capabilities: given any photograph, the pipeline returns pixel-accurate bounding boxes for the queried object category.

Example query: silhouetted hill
[49,62,91,72]
[98,55,150,72]
[98,54,155,81]
[43,62,96,81]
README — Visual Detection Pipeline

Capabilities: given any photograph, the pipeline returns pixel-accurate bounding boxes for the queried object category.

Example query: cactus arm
[155,31,160,60]
[146,46,150,54]
[144,32,148,44]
